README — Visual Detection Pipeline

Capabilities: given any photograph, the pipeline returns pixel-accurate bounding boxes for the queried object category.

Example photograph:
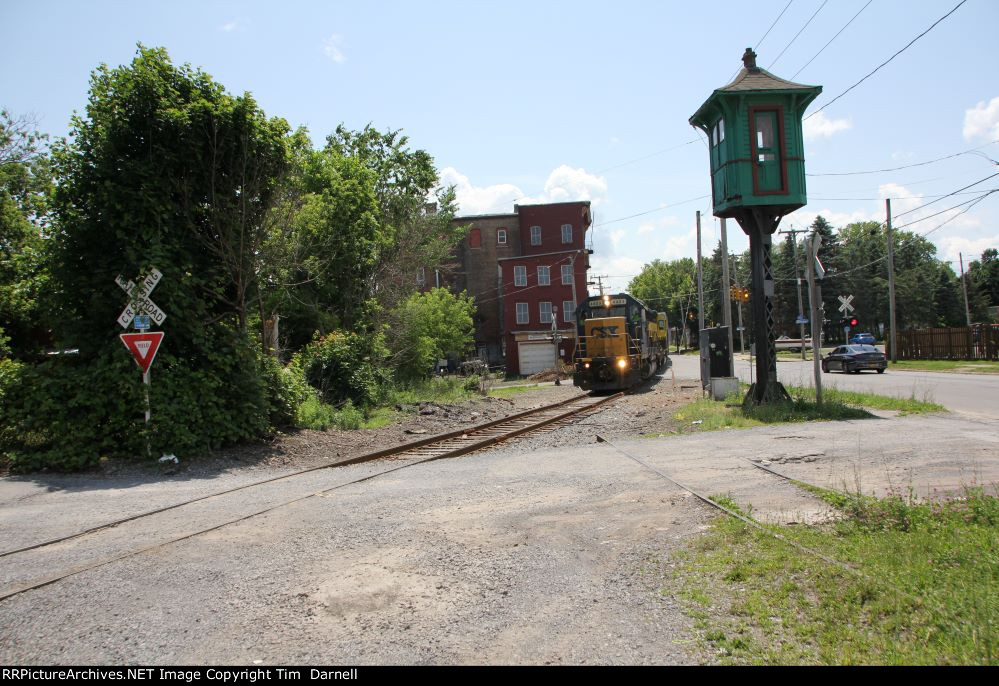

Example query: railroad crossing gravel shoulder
[0,436,712,665]
[2,374,998,663]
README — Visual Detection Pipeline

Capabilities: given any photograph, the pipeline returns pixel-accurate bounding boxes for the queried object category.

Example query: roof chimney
[742,47,759,71]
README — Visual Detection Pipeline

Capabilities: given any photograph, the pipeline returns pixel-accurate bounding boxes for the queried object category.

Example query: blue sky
[3,0,997,294]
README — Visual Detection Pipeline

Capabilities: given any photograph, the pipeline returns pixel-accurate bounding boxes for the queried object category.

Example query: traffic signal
[730,286,750,302]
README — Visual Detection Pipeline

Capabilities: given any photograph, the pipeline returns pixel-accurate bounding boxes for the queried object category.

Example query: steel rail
[0,393,606,560]
[0,393,622,602]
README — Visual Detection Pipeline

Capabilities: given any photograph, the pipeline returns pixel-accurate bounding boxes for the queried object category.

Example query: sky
[2,0,997,295]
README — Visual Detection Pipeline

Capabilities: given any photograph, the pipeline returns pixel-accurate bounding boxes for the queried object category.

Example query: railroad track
[0,391,622,602]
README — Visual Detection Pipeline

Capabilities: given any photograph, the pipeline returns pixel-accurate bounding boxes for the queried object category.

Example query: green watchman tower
[690,48,822,404]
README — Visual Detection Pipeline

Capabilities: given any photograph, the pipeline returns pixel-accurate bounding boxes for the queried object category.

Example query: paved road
[669,354,999,418]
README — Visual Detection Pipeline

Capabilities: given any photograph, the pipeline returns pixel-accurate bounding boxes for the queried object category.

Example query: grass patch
[670,487,999,664]
[488,384,542,398]
[664,385,942,435]
[890,360,999,374]
[384,377,478,406]
[670,393,872,433]
[786,385,945,414]
[295,396,369,431]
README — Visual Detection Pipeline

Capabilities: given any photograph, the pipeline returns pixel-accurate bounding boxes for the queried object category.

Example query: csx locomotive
[572,293,670,392]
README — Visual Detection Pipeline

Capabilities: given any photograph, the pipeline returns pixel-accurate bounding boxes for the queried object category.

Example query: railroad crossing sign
[116,267,166,329]
[837,294,855,315]
[119,332,165,374]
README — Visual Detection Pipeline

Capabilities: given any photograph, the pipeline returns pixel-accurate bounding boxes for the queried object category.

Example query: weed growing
[670,487,999,664]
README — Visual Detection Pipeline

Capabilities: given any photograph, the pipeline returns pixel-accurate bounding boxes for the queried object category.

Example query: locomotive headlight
[584,363,590,369]
[617,358,627,369]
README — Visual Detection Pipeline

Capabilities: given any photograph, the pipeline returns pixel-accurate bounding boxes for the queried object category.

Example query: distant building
[447,201,592,375]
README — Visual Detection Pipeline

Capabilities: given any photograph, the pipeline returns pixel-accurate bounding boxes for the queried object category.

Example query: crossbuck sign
[837,294,855,315]
[116,267,166,328]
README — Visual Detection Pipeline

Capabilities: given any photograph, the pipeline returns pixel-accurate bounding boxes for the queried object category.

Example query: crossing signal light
[730,286,750,302]
[849,317,859,328]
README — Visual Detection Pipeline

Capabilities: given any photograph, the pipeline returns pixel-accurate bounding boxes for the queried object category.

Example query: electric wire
[791,0,874,79]
[805,0,968,121]
[808,139,998,177]
[727,0,796,81]
[768,0,829,70]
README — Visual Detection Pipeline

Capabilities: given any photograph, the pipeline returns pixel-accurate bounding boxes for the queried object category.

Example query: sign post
[116,268,167,448]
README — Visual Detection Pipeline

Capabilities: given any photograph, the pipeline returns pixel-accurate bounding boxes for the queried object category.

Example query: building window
[540,302,553,324]
[469,228,482,248]
[561,224,572,244]
[514,265,527,287]
[538,266,550,286]
[530,226,542,246]
[712,119,725,146]
[563,300,575,323]
[516,302,529,324]
[497,229,507,244]
[561,264,573,285]
[416,267,426,286]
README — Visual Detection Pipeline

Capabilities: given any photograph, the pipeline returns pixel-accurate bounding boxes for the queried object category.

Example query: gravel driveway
[0,429,711,664]
[3,371,996,664]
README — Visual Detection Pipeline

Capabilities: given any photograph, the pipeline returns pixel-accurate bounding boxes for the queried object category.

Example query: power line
[890,172,999,219]
[769,0,828,70]
[594,138,698,175]
[805,0,968,121]
[894,188,998,232]
[592,195,710,228]
[728,0,795,81]
[756,0,796,50]
[809,189,987,201]
[791,0,874,79]
[807,139,998,177]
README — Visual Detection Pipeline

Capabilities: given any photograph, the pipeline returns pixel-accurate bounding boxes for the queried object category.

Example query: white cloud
[441,165,608,216]
[439,167,524,216]
[937,234,999,265]
[879,182,922,216]
[323,34,346,63]
[219,18,248,32]
[524,165,608,206]
[610,228,626,249]
[803,111,852,140]
[663,226,697,260]
[963,96,999,142]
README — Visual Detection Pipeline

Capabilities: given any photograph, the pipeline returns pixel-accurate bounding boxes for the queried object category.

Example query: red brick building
[450,201,592,375]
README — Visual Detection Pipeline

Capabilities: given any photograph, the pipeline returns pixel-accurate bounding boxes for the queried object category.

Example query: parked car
[849,332,876,345]
[821,344,887,374]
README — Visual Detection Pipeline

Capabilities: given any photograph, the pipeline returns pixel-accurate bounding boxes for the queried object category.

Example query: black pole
[736,208,791,405]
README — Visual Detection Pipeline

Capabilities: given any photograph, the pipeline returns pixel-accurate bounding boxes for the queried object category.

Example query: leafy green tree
[0,110,52,358]
[5,46,295,468]
[627,258,697,345]
[325,126,464,320]
[261,134,382,350]
[969,248,999,310]
[932,262,966,327]
[387,288,475,381]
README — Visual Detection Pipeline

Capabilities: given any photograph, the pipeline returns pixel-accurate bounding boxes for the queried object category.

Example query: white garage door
[518,342,556,376]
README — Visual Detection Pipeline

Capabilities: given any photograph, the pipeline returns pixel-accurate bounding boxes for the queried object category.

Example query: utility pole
[696,211,704,334]
[959,252,972,326]
[720,218,734,373]
[594,275,607,297]
[886,199,898,364]
[552,306,561,385]
[807,231,823,405]
[779,226,809,360]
